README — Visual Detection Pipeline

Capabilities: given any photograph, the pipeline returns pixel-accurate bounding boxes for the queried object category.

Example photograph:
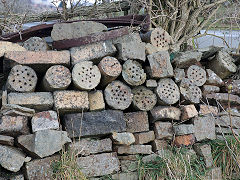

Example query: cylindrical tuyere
[104,80,133,110]
[42,65,72,92]
[6,65,37,92]
[98,56,122,87]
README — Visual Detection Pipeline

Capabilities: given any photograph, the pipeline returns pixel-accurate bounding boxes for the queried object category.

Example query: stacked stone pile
[0,21,239,179]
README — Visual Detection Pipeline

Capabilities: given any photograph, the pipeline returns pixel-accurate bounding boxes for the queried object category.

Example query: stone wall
[0,21,239,180]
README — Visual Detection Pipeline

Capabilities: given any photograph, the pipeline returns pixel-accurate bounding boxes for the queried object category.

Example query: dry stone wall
[0,21,239,180]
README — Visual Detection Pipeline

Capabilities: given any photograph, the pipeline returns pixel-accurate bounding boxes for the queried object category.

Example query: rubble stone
[31,110,59,132]
[194,144,213,168]
[216,112,240,129]
[111,132,135,145]
[120,160,138,172]
[68,138,112,156]
[112,172,138,180]
[173,124,194,135]
[4,51,70,73]
[147,51,173,78]
[17,130,71,158]
[1,104,35,117]
[0,145,26,172]
[154,122,173,140]
[205,69,223,86]
[180,85,202,104]
[51,21,107,41]
[124,111,149,133]
[152,140,168,152]
[193,115,216,142]
[115,145,152,155]
[174,134,195,147]
[77,152,120,177]
[174,68,185,83]
[150,106,181,122]
[0,116,29,136]
[199,46,223,59]
[134,131,155,144]
[0,135,14,146]
[0,41,26,57]
[146,79,157,88]
[181,105,198,120]
[205,167,222,180]
[207,50,237,79]
[22,37,49,51]
[70,41,116,65]
[53,90,89,114]
[63,110,126,138]
[173,51,202,68]
[88,90,105,111]
[122,60,146,86]
[215,127,240,135]
[202,85,220,95]
[24,155,60,180]
[223,79,240,95]
[8,92,53,111]
[145,43,162,55]
[117,41,145,62]
[205,93,240,106]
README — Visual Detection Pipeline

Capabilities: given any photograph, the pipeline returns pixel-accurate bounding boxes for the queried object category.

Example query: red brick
[174,134,195,147]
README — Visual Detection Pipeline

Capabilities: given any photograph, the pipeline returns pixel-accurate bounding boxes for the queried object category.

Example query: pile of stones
[0,21,239,180]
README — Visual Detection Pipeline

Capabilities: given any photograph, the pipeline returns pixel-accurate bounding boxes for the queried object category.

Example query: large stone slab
[4,51,70,73]
[8,92,53,111]
[134,131,155,144]
[193,115,216,142]
[0,116,29,136]
[0,41,26,57]
[0,135,14,146]
[24,155,60,180]
[17,130,71,158]
[77,152,120,177]
[53,91,89,114]
[173,51,202,68]
[70,41,116,65]
[115,145,152,155]
[63,110,126,138]
[0,145,26,172]
[68,138,112,156]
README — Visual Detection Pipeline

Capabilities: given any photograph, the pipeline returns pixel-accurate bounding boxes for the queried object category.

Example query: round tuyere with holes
[132,86,157,111]
[72,61,101,90]
[122,60,146,86]
[42,65,72,91]
[187,65,206,87]
[180,86,202,104]
[98,56,122,87]
[6,65,38,92]
[156,78,180,105]
[104,80,133,110]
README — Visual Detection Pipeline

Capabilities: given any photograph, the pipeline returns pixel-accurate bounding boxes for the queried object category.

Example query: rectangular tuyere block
[53,91,89,114]
[8,92,53,111]
[63,110,126,138]
[4,51,70,73]
[70,41,116,65]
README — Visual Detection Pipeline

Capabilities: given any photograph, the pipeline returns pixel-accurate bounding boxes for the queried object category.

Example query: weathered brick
[173,124,194,135]
[24,155,60,180]
[116,41,145,62]
[150,106,181,122]
[173,134,195,147]
[70,41,116,65]
[8,92,53,111]
[134,131,155,144]
[0,41,26,57]
[68,138,112,156]
[111,132,135,145]
[147,51,173,78]
[154,122,173,140]
[124,111,149,133]
[0,135,14,146]
[193,115,216,142]
[0,116,29,136]
[151,140,168,152]
[53,90,89,114]
[199,104,218,116]
[4,51,70,73]
[115,145,152,155]
[31,111,59,132]
[181,105,198,120]
[63,110,126,138]
[89,90,105,111]
[77,152,120,177]
[194,144,213,168]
